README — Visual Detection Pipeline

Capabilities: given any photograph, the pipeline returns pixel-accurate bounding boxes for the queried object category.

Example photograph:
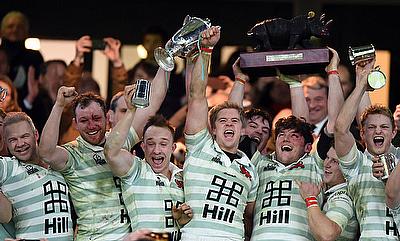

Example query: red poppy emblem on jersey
[240,165,252,179]
[175,179,184,189]
[288,161,305,170]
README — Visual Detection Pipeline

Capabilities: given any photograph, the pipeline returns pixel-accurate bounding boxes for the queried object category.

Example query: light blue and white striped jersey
[0,156,73,240]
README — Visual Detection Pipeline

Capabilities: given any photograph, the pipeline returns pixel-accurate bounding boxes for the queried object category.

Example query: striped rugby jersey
[122,157,184,240]
[61,128,138,240]
[181,129,258,241]
[323,183,358,241]
[251,151,323,241]
[0,156,73,240]
[0,222,15,240]
[339,143,399,240]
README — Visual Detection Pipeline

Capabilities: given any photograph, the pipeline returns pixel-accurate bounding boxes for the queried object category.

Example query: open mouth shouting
[250,136,261,144]
[373,136,384,148]
[152,156,164,166]
[281,145,293,152]
[224,129,235,139]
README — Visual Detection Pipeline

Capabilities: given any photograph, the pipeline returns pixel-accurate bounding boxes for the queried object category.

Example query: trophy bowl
[154,15,211,71]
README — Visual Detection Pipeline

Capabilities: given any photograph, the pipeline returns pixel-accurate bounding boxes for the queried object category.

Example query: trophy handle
[183,15,191,25]
[154,47,175,72]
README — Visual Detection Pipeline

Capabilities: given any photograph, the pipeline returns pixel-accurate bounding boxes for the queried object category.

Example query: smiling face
[74,101,107,145]
[4,120,38,162]
[244,115,271,152]
[304,85,328,125]
[275,129,311,166]
[141,126,176,178]
[212,108,243,154]
[108,96,127,128]
[361,114,396,156]
[323,147,346,188]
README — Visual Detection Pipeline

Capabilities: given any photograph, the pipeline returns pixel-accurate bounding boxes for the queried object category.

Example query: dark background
[1,0,399,109]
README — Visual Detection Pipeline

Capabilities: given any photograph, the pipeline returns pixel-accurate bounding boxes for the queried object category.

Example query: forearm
[228,81,245,108]
[386,165,400,208]
[308,207,341,241]
[0,192,12,223]
[356,92,371,125]
[39,104,64,159]
[326,73,344,134]
[190,53,210,100]
[105,109,136,158]
[290,85,309,122]
[63,62,83,87]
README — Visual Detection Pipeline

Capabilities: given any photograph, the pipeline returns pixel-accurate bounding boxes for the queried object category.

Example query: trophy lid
[367,69,386,90]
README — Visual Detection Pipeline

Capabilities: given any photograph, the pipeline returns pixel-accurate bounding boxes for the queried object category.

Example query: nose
[15,138,24,147]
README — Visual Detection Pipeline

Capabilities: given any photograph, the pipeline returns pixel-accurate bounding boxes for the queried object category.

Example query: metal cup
[348,44,375,66]
[131,79,151,108]
[154,15,211,71]
[378,153,397,180]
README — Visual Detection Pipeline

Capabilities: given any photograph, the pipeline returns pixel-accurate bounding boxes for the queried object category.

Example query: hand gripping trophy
[154,15,211,71]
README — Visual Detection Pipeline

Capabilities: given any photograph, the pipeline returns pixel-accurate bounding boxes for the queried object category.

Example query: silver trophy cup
[348,44,386,91]
[378,153,397,180]
[154,15,211,71]
[131,79,151,108]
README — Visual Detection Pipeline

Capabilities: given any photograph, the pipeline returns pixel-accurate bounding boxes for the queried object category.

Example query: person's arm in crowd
[122,229,153,241]
[244,201,255,241]
[63,36,91,87]
[334,59,375,158]
[103,37,128,95]
[385,164,400,209]
[228,57,249,108]
[0,192,12,223]
[131,67,170,139]
[38,86,77,171]
[104,85,137,177]
[172,203,193,227]
[277,70,309,122]
[23,66,39,109]
[297,180,342,241]
[185,26,220,135]
[325,47,344,135]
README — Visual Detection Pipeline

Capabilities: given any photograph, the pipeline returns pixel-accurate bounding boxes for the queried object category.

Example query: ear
[304,143,312,153]
[360,127,366,142]
[34,129,39,142]
[106,110,114,125]
[140,141,145,152]
[392,126,397,139]
[71,118,77,129]
[172,142,177,152]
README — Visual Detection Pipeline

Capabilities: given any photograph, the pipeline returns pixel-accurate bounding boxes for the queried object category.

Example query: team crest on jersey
[175,179,184,189]
[211,155,222,165]
[288,161,304,170]
[240,165,252,179]
[24,164,40,175]
[263,163,277,171]
[93,153,106,165]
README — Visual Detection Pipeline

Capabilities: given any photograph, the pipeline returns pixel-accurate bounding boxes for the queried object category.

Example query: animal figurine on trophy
[247,11,332,51]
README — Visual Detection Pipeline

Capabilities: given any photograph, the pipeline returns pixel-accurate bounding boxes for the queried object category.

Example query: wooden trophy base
[240,48,329,76]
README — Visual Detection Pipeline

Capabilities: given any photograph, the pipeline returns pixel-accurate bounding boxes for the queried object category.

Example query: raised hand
[393,104,400,131]
[26,65,39,104]
[123,83,137,111]
[55,86,78,107]
[355,57,375,89]
[232,57,249,82]
[325,47,340,72]
[200,26,221,48]
[103,37,123,67]
[73,35,92,66]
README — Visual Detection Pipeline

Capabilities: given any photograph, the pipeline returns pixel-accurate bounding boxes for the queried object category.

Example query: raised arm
[104,85,137,177]
[325,47,344,134]
[228,57,249,108]
[103,37,128,95]
[0,192,11,223]
[386,164,400,209]
[63,36,91,87]
[185,26,221,135]
[39,86,77,171]
[335,59,375,157]
[277,70,309,121]
[131,67,170,139]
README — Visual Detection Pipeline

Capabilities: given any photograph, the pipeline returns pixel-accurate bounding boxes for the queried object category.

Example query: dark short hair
[71,92,106,119]
[360,104,395,130]
[40,59,67,76]
[209,102,246,130]
[109,91,124,112]
[143,114,175,139]
[244,108,272,135]
[275,115,314,145]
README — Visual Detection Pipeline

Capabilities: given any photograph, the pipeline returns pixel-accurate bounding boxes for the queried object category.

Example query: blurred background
[1,0,398,108]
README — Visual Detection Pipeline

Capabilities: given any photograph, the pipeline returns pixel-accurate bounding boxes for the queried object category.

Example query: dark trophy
[241,11,332,75]
[348,44,386,91]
